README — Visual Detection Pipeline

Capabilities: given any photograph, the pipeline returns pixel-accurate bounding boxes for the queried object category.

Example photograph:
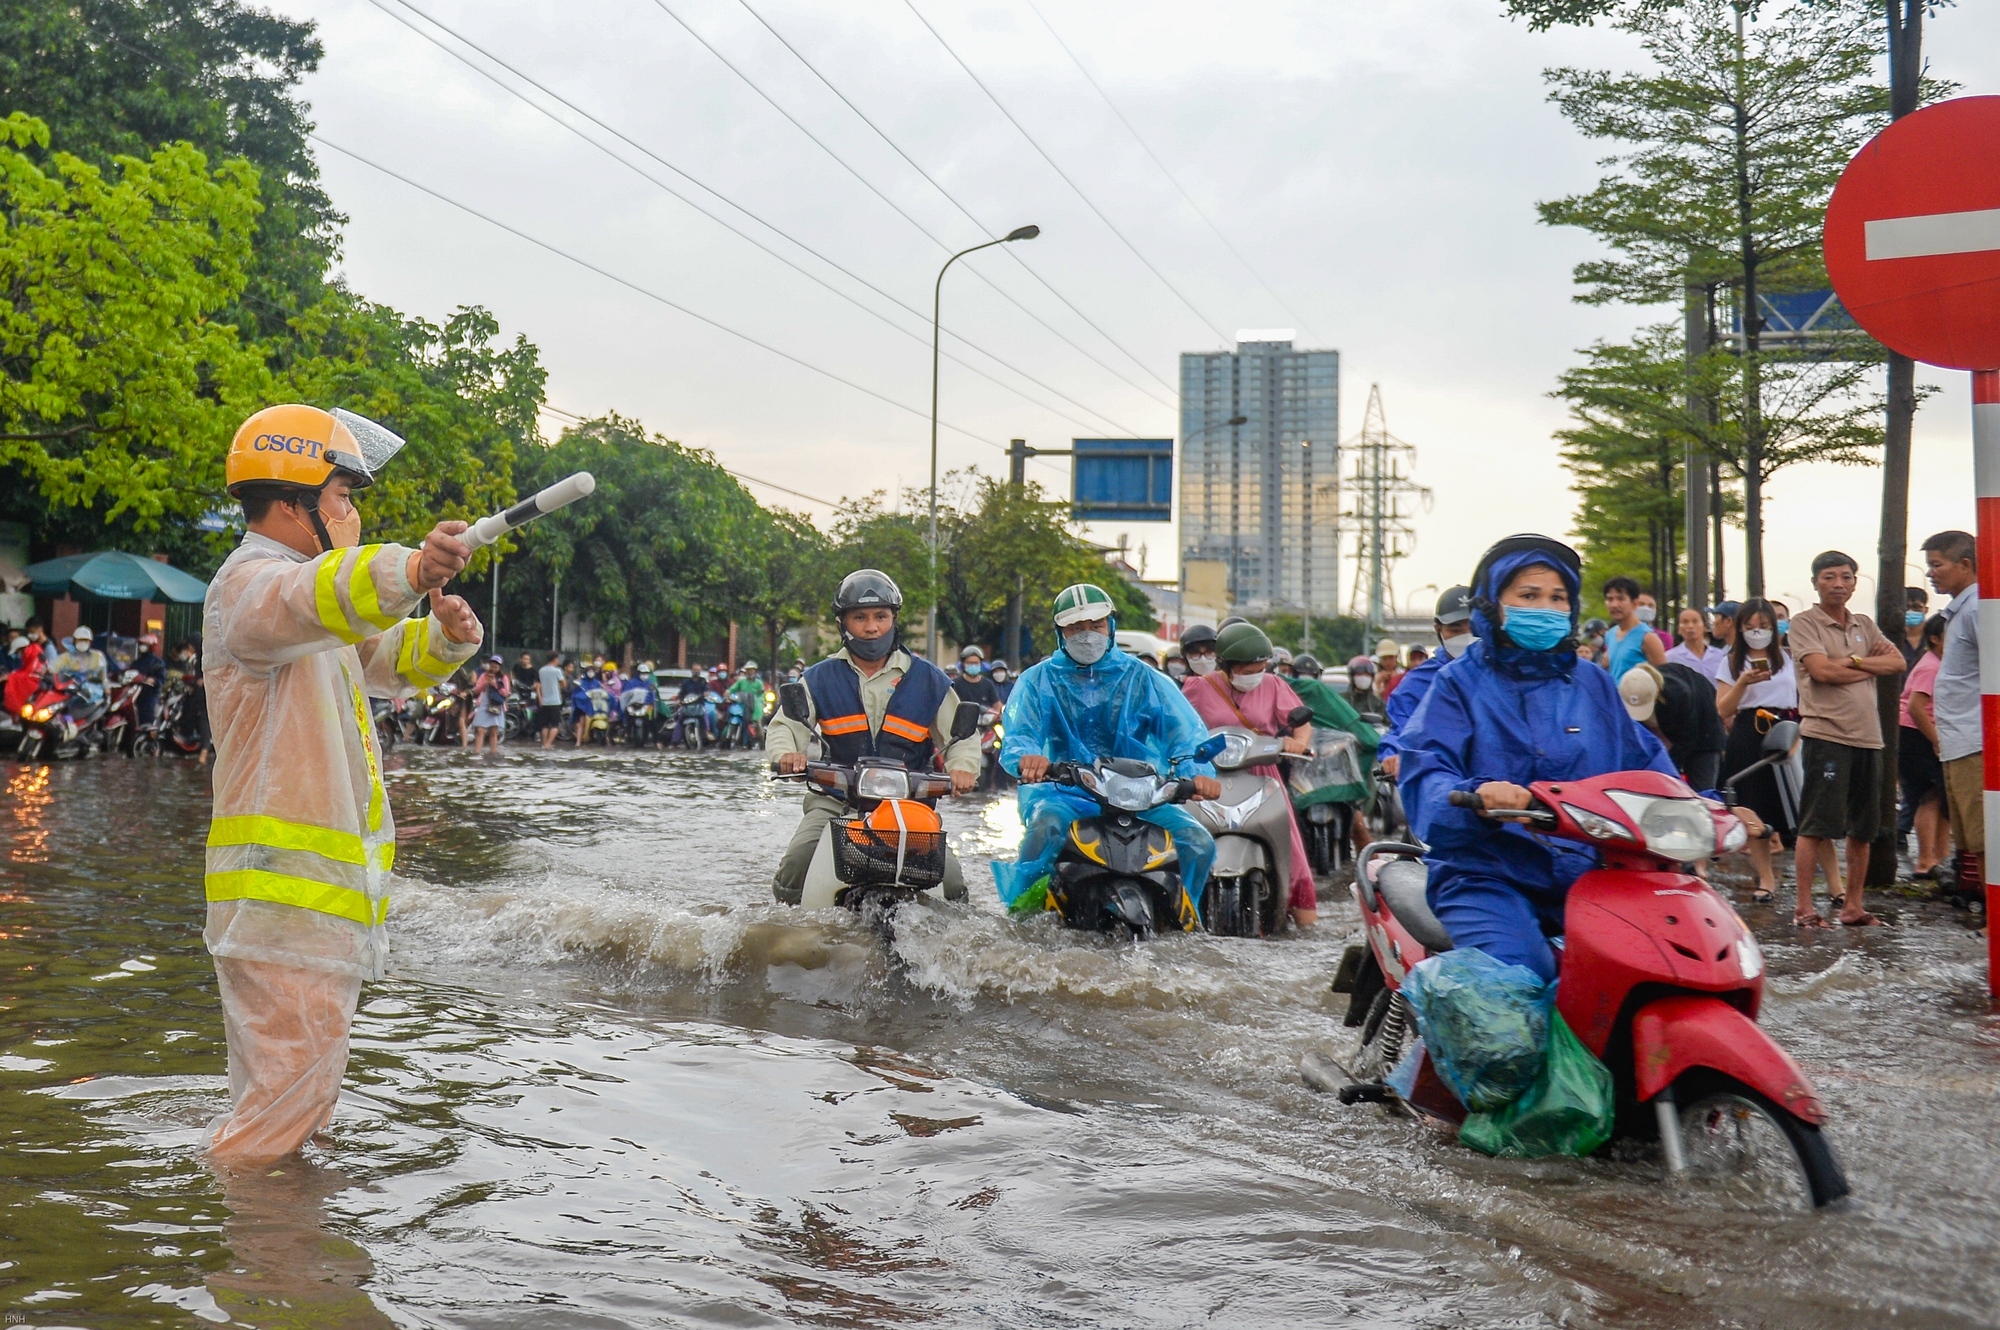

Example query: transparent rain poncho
[202,531,478,1162]
[993,646,1218,912]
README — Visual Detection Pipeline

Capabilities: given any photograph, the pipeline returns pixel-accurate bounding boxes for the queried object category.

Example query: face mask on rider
[1742,627,1775,649]
[1229,668,1268,692]
[1353,676,1374,692]
[1064,629,1110,666]
[844,623,896,662]
[1501,606,1572,651]
[1166,660,1188,680]
[963,661,983,675]
[1187,654,1216,676]
[1441,632,1474,659]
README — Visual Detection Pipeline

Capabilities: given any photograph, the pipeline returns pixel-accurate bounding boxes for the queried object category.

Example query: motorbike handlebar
[1449,787,1557,826]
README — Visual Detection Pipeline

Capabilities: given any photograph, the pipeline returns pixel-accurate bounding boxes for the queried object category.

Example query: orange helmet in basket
[861,800,941,835]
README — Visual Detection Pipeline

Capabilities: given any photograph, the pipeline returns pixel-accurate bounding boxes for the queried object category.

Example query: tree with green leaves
[1537,0,1886,593]
[0,113,266,530]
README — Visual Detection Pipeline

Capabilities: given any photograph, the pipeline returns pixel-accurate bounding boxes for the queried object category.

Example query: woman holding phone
[1716,598,1800,902]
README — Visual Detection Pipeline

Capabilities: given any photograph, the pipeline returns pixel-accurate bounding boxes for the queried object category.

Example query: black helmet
[832,569,902,617]
[1181,623,1218,650]
[1293,652,1322,678]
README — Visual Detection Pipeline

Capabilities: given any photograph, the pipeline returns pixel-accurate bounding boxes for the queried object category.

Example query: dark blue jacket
[1378,650,1447,761]
[1399,550,1675,902]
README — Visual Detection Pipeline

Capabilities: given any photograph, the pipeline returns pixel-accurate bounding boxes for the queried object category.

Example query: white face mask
[1064,630,1110,666]
[1441,633,1474,659]
[1636,605,1657,624]
[1353,676,1374,693]
[1187,655,1217,676]
[1229,669,1268,692]
[1743,628,1775,649]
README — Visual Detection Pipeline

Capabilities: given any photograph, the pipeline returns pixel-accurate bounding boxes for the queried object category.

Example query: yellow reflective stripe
[393,619,457,688]
[378,842,395,872]
[347,545,400,631]
[396,618,424,678]
[207,814,366,866]
[314,548,365,644]
[340,660,385,832]
[205,869,388,927]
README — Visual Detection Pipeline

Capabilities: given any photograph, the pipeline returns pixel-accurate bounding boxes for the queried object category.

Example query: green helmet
[1052,583,1116,628]
[1216,622,1273,666]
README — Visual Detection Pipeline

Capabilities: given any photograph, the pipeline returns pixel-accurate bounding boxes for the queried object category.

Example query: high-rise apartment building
[1179,334,1340,617]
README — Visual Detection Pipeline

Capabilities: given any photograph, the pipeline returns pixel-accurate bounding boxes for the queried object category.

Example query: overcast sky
[285,0,1998,619]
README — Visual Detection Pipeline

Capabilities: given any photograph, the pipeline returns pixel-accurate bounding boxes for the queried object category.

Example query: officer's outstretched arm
[219,543,426,670]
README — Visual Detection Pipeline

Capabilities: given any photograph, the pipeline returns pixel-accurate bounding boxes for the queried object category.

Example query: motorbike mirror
[778,680,811,724]
[1285,704,1314,729]
[949,698,980,743]
[1761,718,1799,755]
[1194,733,1228,763]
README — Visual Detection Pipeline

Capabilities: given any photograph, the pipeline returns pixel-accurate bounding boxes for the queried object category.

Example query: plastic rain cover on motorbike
[992,646,1216,910]
[1458,1011,1614,1158]
[1401,945,1555,1113]
[1288,727,1368,808]
[201,532,478,1163]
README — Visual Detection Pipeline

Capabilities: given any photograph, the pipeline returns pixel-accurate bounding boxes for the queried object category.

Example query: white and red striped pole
[1977,368,2000,994]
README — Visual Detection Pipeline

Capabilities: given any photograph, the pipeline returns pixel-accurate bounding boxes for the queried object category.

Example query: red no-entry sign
[1827,97,2000,995]
[1825,96,2000,372]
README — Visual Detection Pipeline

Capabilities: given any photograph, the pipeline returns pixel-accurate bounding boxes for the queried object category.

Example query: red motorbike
[14,675,106,762]
[1314,720,1848,1208]
[100,668,144,756]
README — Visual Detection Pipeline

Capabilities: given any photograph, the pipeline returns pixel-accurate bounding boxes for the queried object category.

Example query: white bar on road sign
[1866,207,2000,260]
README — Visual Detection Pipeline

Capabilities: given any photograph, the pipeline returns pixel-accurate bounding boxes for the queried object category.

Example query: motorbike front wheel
[1667,1072,1849,1210]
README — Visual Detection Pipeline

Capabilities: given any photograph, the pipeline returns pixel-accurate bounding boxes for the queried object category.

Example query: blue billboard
[1071,438,1173,522]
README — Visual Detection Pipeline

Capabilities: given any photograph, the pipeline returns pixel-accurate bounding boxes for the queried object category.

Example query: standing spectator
[1788,550,1903,927]
[1897,586,1932,668]
[1924,529,1982,905]
[512,651,540,701]
[1619,662,1727,792]
[470,656,509,756]
[1716,599,1799,903]
[1899,614,1949,881]
[537,652,566,750]
[1601,577,1667,680]
[1374,639,1404,697]
[1636,591,1670,648]
[1709,601,1741,658]
[1666,607,1728,682]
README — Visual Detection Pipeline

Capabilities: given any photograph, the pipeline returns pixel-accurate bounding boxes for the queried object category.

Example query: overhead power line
[646,0,1173,415]
[542,403,843,510]
[901,0,1233,346]
[370,0,1125,445]
[732,0,1180,401]
[1022,0,1324,345]
[314,133,1043,467]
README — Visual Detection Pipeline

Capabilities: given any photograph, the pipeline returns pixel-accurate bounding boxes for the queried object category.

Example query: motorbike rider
[51,625,110,701]
[1180,623,1219,677]
[202,402,481,1163]
[1344,657,1389,727]
[1163,647,1188,682]
[132,632,168,727]
[996,583,1222,916]
[989,658,1014,701]
[1377,585,1475,779]
[952,645,1001,709]
[1398,534,1677,982]
[1286,650,1381,854]
[1269,645,1295,680]
[767,570,980,903]
[1179,622,1322,927]
[726,661,765,741]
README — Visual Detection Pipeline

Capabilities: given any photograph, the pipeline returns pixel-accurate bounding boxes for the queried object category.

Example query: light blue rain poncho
[993,643,1218,913]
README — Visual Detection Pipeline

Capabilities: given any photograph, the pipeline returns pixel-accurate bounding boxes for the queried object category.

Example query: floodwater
[3,746,1998,1329]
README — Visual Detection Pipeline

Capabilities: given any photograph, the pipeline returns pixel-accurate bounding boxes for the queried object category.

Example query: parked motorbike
[136,679,209,758]
[413,681,461,746]
[1035,733,1229,938]
[1317,720,1847,1209]
[370,696,402,752]
[1186,713,1316,937]
[16,676,106,761]
[99,669,144,757]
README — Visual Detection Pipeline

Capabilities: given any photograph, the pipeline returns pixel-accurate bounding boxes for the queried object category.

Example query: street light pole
[930,225,1039,664]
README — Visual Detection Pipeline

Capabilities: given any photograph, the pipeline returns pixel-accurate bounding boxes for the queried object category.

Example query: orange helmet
[225,404,406,496]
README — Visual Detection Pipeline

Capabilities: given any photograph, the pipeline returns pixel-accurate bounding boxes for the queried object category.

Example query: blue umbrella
[23,551,210,603]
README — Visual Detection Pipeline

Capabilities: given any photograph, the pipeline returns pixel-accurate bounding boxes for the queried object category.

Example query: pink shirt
[1900,650,1941,730]
[1181,670,1308,737]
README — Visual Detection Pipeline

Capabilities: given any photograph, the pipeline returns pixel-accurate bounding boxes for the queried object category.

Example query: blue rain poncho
[993,645,1218,913]
[1397,547,1676,978]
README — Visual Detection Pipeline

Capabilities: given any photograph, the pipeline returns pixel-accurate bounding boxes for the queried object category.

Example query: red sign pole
[1978,369,2000,991]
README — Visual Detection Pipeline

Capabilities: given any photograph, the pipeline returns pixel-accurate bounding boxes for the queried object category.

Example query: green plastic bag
[1458,1013,1615,1159]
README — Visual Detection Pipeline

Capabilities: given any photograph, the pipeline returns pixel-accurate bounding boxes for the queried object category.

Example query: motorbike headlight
[1098,769,1157,812]
[1560,802,1635,841]
[854,768,912,801]
[35,707,55,722]
[1214,732,1251,769]
[993,724,1003,739]
[17,704,28,719]
[1604,790,1714,862]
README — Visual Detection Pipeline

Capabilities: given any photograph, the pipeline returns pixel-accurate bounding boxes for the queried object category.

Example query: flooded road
[4,747,1999,1328]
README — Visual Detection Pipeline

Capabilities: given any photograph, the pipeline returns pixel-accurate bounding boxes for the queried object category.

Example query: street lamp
[929,224,1040,663]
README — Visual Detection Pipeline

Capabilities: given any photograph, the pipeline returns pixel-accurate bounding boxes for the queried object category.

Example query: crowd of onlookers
[1560,532,1983,929]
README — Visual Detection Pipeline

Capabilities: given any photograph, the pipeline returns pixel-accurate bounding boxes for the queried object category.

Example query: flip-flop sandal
[1751,888,1774,904]
[1839,911,1886,927]
[1793,910,1831,929]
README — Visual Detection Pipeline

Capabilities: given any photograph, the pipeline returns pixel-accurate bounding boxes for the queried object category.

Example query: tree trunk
[1733,10,1766,598]
[1685,279,1711,610]
[1866,2,1925,887]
